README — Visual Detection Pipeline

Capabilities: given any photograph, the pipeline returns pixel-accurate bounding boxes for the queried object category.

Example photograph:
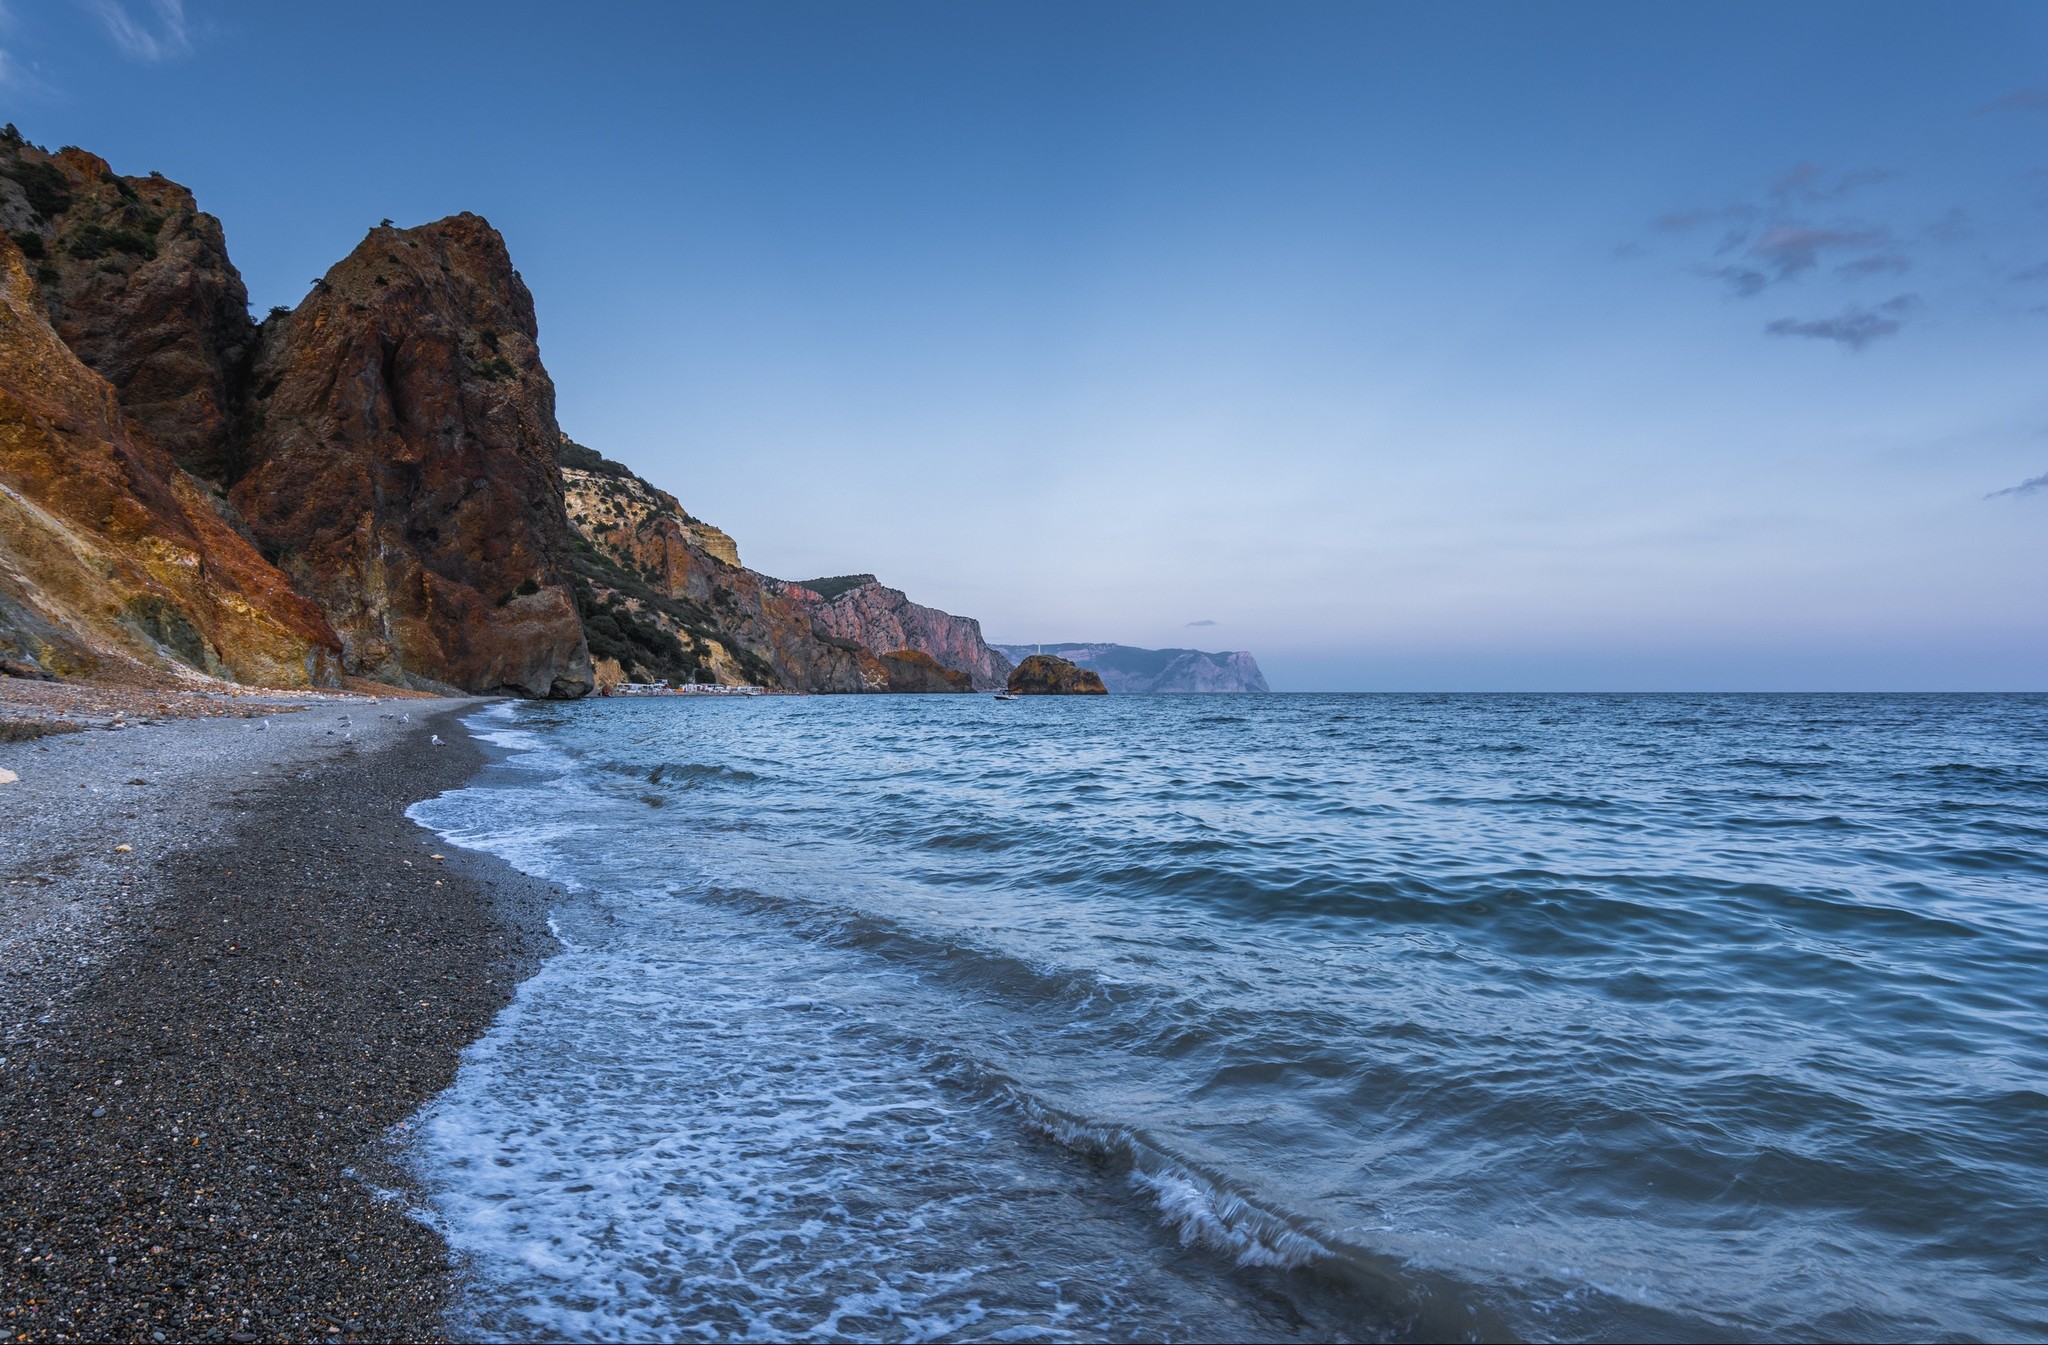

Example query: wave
[1002,1090,1513,1342]
[643,760,765,788]
[395,693,2048,1344]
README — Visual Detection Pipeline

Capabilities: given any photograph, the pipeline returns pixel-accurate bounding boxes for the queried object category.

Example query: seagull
[401,714,412,724]
[255,718,269,731]
[430,733,445,747]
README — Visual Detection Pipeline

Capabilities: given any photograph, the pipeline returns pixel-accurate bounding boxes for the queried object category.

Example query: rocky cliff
[0,129,1001,700]
[993,643,1269,693]
[798,575,1012,690]
[559,443,999,693]
[2,135,253,484]
[0,130,591,697]
[0,235,340,685]
[232,215,591,697]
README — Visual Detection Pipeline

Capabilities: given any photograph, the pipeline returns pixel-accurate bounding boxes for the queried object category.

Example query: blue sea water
[403,693,2048,1342]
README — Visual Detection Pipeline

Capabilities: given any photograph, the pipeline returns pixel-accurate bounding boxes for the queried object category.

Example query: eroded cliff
[232,216,591,697]
[0,130,1000,700]
[2,134,254,485]
[798,575,1012,691]
[559,443,997,692]
[0,236,340,685]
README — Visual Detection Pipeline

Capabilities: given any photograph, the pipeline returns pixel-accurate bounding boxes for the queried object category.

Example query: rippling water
[404,693,2048,1342]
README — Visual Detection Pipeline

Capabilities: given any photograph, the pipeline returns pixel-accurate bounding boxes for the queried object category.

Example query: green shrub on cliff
[798,574,878,602]
[1,160,71,221]
[567,542,778,689]
[65,222,156,262]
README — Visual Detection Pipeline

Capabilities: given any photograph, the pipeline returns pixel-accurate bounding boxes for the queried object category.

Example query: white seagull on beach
[430,733,445,746]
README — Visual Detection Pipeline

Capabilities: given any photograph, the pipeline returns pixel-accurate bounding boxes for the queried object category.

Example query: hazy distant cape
[991,644,1269,694]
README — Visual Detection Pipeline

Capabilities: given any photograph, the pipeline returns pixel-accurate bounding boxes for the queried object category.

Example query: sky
[4,1,2045,690]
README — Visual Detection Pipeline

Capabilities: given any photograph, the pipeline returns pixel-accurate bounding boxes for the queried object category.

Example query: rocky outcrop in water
[993,643,1268,693]
[0,235,340,685]
[1006,654,1107,695]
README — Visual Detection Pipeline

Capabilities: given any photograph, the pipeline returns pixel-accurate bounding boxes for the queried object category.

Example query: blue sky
[5,1,2045,689]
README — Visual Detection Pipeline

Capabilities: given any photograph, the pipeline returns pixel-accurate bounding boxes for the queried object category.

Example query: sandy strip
[0,697,561,1342]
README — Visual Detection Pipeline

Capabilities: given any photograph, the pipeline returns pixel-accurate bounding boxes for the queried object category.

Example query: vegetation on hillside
[796,574,876,602]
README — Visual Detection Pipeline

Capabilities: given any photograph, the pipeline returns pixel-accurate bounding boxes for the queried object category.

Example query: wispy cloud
[1750,225,1889,281]
[1697,263,1770,297]
[81,0,191,63]
[1185,618,1217,627]
[1986,471,2048,498]
[1692,225,1891,296]
[1976,87,2048,116]
[1653,204,1754,234]
[1768,162,1896,203]
[1923,207,1968,243]
[1837,252,1911,279]
[1764,294,1920,350]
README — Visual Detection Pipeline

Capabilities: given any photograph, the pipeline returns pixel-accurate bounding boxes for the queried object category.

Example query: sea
[401,693,2048,1343]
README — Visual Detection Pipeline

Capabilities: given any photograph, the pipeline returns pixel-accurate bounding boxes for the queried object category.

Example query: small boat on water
[993,692,1020,701]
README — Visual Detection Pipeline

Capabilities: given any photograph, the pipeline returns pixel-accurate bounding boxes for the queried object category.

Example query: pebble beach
[0,687,558,1342]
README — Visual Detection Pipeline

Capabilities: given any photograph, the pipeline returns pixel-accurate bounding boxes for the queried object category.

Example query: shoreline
[0,692,560,1342]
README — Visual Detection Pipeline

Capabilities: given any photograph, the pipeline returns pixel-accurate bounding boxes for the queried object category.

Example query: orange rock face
[232,216,592,697]
[0,133,591,698]
[0,236,340,685]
